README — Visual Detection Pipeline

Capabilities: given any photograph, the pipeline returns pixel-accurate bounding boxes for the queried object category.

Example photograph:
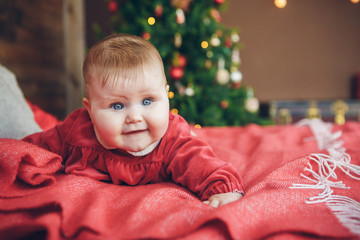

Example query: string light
[201,41,209,49]
[274,0,287,8]
[350,0,359,3]
[168,91,174,99]
[148,17,156,25]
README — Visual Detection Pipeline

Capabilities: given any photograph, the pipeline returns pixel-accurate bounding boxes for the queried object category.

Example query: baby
[23,34,244,207]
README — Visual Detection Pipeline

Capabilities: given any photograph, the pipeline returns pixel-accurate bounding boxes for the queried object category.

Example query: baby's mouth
[123,129,147,135]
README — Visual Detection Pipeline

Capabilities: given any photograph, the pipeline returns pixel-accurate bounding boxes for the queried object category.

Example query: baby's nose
[125,108,143,123]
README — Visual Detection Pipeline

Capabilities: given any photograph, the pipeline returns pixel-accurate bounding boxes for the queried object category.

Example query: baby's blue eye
[142,98,152,106]
[111,103,124,110]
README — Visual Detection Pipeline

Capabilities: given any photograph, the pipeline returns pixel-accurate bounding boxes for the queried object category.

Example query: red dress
[23,108,244,200]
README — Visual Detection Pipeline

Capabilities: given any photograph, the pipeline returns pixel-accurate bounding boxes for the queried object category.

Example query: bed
[0,66,359,239]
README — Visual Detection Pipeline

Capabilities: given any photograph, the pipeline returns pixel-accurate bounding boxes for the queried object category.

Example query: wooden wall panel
[63,0,86,116]
[0,0,67,119]
[222,0,360,102]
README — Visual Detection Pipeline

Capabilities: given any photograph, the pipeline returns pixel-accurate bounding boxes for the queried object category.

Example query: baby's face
[83,72,169,153]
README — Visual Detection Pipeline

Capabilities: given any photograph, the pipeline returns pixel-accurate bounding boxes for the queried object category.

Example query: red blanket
[1,110,359,239]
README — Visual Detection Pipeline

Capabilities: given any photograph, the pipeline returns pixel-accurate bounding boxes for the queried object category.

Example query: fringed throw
[293,119,360,236]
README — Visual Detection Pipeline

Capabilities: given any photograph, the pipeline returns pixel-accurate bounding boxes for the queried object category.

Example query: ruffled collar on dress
[127,139,161,157]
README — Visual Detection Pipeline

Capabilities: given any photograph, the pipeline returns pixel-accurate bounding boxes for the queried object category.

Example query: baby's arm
[164,113,245,205]
[203,192,243,208]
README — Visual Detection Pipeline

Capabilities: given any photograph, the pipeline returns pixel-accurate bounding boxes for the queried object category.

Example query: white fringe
[327,195,360,236]
[297,119,343,151]
[292,119,360,236]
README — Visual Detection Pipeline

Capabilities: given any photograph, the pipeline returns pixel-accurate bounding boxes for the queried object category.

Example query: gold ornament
[174,33,182,48]
[278,108,292,125]
[205,60,212,69]
[306,101,321,120]
[331,100,348,125]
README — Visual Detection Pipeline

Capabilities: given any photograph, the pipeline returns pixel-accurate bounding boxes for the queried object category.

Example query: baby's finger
[203,200,210,205]
[210,199,220,208]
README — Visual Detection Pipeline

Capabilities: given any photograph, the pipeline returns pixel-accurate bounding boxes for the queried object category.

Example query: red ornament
[142,32,151,40]
[232,82,242,89]
[108,0,118,13]
[220,100,229,109]
[155,4,163,17]
[210,9,222,22]
[178,54,187,68]
[214,0,225,4]
[170,66,184,80]
[172,53,187,67]
[225,37,232,48]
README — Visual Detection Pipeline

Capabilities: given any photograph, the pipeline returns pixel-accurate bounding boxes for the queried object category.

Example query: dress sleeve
[163,115,245,201]
[22,109,80,158]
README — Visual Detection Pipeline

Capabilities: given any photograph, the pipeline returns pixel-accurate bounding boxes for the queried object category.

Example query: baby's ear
[82,97,91,113]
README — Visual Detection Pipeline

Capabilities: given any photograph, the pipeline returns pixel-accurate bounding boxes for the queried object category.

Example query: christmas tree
[94,0,268,126]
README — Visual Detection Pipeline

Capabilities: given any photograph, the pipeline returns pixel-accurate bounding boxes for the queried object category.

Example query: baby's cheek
[152,117,168,138]
[96,118,121,136]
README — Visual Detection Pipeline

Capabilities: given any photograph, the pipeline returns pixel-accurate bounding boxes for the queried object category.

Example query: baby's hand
[203,192,243,208]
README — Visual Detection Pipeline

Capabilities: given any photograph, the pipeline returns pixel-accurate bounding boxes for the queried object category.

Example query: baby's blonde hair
[83,33,166,96]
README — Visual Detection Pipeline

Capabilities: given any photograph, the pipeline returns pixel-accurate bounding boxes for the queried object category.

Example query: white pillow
[0,64,42,139]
